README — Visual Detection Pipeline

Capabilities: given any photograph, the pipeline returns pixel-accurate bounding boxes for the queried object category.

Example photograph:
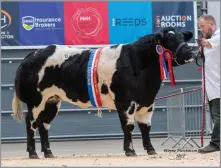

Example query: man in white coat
[197,14,220,153]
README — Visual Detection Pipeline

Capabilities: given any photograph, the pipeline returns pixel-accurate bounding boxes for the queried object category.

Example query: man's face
[198,18,214,39]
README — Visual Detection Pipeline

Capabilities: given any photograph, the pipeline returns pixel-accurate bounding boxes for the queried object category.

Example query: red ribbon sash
[93,48,102,107]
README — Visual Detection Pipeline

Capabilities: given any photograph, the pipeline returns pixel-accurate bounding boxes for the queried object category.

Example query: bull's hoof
[43,149,55,158]
[29,154,39,159]
[125,149,137,157]
[147,150,157,155]
[44,153,55,158]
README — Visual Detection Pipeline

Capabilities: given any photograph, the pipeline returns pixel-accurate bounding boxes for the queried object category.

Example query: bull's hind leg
[116,101,137,156]
[135,104,157,155]
[26,109,39,159]
[38,96,61,158]
[26,94,51,159]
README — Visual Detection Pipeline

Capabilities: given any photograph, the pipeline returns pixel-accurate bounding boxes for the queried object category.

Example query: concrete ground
[1,137,220,167]
[1,137,208,157]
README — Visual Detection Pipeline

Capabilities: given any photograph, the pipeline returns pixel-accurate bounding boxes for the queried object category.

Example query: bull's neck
[134,42,160,70]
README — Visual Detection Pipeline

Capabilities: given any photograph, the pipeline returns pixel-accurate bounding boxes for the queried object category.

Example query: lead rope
[197,38,206,147]
[201,57,206,147]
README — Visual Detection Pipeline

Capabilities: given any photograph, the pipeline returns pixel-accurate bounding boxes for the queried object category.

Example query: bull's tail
[12,91,25,123]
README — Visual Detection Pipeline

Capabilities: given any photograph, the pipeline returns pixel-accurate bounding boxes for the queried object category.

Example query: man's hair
[198,14,216,25]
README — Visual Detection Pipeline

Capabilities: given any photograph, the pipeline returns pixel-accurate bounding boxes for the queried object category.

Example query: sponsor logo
[71,7,103,37]
[22,16,34,31]
[156,15,192,28]
[112,18,147,27]
[1,9,12,29]
[22,16,62,31]
[1,9,14,40]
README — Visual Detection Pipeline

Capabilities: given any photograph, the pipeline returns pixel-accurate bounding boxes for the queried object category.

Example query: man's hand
[201,38,212,48]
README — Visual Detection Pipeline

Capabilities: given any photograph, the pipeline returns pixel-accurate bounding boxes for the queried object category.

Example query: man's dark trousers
[209,98,220,149]
[198,98,220,153]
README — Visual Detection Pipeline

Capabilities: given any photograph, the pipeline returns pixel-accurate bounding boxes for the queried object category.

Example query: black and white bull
[12,27,198,159]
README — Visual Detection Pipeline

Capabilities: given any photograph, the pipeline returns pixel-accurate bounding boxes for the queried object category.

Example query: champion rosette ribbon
[87,48,102,108]
[164,50,175,87]
[156,45,169,80]
[156,45,175,87]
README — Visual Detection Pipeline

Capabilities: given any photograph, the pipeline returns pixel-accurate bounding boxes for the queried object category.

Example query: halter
[174,42,186,57]
[195,39,205,66]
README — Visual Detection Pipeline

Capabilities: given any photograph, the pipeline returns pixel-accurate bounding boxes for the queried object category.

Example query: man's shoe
[198,144,220,153]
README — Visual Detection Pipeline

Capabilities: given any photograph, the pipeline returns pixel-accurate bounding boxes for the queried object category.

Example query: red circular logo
[71,7,102,37]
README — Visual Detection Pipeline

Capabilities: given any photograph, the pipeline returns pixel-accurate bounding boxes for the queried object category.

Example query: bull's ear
[155,32,163,44]
[182,31,193,42]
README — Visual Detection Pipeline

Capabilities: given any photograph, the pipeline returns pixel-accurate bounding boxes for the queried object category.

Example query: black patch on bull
[101,83,109,95]
[147,106,153,112]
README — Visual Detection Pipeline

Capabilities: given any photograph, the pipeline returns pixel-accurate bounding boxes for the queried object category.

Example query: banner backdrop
[19,2,64,45]
[108,2,153,44]
[1,1,196,46]
[152,2,195,42]
[64,2,109,45]
[1,2,20,46]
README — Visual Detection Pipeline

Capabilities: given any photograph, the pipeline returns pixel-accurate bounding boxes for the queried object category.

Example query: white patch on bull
[43,123,51,130]
[30,120,36,138]
[38,45,86,85]
[32,85,91,120]
[125,101,137,132]
[97,44,124,110]
[135,104,154,126]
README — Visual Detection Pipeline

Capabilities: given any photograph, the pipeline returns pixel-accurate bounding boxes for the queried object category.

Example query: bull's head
[155,27,199,66]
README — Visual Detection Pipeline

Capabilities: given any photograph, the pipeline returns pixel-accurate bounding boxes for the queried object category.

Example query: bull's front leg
[135,104,157,155]
[116,101,137,156]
